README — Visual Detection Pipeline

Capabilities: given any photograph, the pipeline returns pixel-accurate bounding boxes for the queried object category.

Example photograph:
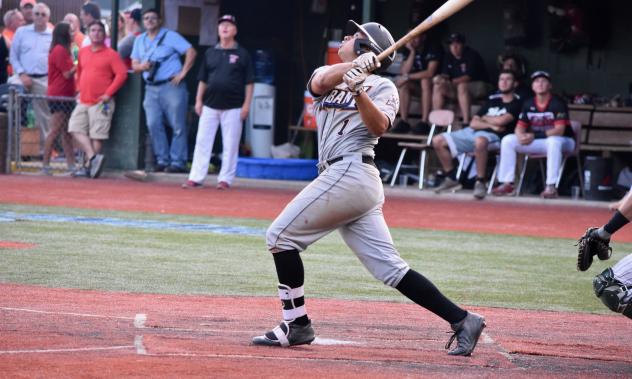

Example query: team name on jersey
[486,106,509,117]
[322,86,371,110]
[524,111,555,130]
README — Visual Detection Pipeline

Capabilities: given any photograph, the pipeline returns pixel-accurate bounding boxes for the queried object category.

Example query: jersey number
[338,119,349,136]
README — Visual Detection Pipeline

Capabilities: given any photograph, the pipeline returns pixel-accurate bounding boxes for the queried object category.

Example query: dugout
[8,0,629,181]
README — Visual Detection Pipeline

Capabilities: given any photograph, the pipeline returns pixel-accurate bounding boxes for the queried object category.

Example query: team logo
[229,54,239,64]
[486,106,508,117]
[321,86,372,110]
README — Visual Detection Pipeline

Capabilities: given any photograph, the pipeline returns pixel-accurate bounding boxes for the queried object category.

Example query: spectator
[42,22,76,175]
[79,2,101,47]
[9,2,53,140]
[19,0,35,25]
[432,32,490,124]
[63,13,85,54]
[432,69,523,199]
[492,71,575,199]
[131,8,197,173]
[0,36,7,84]
[3,9,25,49]
[391,33,441,135]
[183,15,254,190]
[498,52,531,100]
[117,8,141,69]
[68,21,127,179]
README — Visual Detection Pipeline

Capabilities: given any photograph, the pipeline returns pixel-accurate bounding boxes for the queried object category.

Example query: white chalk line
[481,331,516,363]
[0,307,134,320]
[0,346,135,354]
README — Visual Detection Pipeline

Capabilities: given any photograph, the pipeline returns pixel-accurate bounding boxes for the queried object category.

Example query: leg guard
[251,283,315,347]
[594,268,632,317]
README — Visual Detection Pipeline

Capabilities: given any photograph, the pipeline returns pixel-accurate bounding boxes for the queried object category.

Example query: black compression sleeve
[604,210,630,235]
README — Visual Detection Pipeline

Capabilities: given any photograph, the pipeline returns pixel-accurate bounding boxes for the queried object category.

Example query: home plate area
[1,285,631,377]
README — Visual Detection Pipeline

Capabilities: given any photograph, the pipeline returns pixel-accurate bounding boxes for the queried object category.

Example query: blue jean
[143,82,189,168]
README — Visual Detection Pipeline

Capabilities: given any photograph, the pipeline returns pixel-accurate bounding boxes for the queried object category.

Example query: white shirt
[9,24,53,75]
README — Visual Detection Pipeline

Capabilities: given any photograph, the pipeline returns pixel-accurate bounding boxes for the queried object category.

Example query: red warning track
[1,175,630,242]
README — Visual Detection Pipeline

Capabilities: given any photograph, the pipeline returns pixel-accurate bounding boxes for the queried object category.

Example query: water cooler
[245,50,275,158]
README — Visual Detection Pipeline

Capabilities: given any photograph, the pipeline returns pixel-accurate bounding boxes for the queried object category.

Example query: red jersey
[76,45,128,105]
[47,45,75,97]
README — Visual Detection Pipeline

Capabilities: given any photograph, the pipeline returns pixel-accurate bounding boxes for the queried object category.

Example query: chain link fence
[5,87,81,174]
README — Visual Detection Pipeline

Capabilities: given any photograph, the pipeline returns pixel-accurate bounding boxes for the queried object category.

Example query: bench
[568,104,632,154]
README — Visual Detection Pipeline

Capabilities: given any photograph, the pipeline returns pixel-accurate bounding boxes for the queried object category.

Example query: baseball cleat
[251,320,315,347]
[445,311,486,356]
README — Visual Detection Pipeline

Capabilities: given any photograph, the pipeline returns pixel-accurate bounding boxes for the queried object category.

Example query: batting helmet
[346,20,395,72]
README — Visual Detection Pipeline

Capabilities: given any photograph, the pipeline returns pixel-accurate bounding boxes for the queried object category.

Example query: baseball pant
[612,253,632,286]
[188,106,242,185]
[497,134,575,185]
[266,156,410,287]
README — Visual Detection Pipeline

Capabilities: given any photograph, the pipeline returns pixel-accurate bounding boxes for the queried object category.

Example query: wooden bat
[377,0,475,62]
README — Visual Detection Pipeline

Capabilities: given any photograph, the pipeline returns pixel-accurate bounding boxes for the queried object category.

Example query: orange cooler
[303,90,317,129]
[327,41,342,65]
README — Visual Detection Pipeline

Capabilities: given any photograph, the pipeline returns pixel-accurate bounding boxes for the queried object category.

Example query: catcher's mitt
[576,227,612,271]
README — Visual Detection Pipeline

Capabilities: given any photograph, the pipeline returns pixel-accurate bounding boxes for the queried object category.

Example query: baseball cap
[218,14,236,26]
[447,32,465,44]
[530,70,551,82]
[20,0,36,8]
[130,8,142,22]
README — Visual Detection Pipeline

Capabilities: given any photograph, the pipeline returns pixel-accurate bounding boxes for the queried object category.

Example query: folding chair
[456,145,500,195]
[516,120,584,196]
[389,109,455,189]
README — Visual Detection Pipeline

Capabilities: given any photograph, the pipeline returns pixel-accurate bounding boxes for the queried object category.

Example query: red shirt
[47,45,75,97]
[76,45,128,105]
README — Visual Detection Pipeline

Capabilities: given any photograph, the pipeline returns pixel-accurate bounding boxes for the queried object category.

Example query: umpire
[183,15,254,190]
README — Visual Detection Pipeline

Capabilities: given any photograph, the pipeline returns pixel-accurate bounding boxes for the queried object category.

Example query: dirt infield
[2,174,632,377]
[1,175,631,242]
[1,283,631,378]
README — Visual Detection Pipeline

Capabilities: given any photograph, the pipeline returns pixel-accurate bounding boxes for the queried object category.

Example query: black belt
[145,77,174,86]
[326,155,375,167]
[28,73,47,78]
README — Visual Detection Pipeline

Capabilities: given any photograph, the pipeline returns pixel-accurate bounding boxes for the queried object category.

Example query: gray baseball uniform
[266,66,409,287]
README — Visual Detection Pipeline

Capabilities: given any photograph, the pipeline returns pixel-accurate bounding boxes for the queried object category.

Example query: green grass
[1,203,630,314]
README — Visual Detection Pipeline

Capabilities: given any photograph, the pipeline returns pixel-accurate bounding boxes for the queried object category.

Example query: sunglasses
[34,12,48,17]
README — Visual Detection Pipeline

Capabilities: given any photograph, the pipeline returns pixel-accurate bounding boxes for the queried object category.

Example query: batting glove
[353,52,381,72]
[343,67,368,95]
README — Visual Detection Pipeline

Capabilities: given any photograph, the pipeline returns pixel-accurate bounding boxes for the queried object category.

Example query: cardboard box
[20,128,40,157]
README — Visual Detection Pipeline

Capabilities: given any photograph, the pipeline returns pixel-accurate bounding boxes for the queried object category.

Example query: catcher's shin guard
[593,268,632,318]
[445,311,486,356]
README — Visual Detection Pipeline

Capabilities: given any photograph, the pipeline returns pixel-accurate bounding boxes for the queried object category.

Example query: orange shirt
[74,32,85,48]
[76,45,128,105]
[3,29,15,75]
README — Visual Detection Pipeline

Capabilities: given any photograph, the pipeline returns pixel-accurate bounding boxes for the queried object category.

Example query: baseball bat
[377,0,475,62]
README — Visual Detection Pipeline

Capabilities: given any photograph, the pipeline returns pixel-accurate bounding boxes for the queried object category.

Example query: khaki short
[441,79,492,101]
[68,100,115,140]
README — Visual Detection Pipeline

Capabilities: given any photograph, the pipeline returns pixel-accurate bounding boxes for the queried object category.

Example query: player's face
[218,21,237,39]
[498,73,516,94]
[339,32,363,62]
[531,77,551,95]
[449,41,464,58]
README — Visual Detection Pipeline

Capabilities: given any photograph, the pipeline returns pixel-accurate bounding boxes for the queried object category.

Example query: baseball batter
[577,187,632,319]
[251,20,486,356]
